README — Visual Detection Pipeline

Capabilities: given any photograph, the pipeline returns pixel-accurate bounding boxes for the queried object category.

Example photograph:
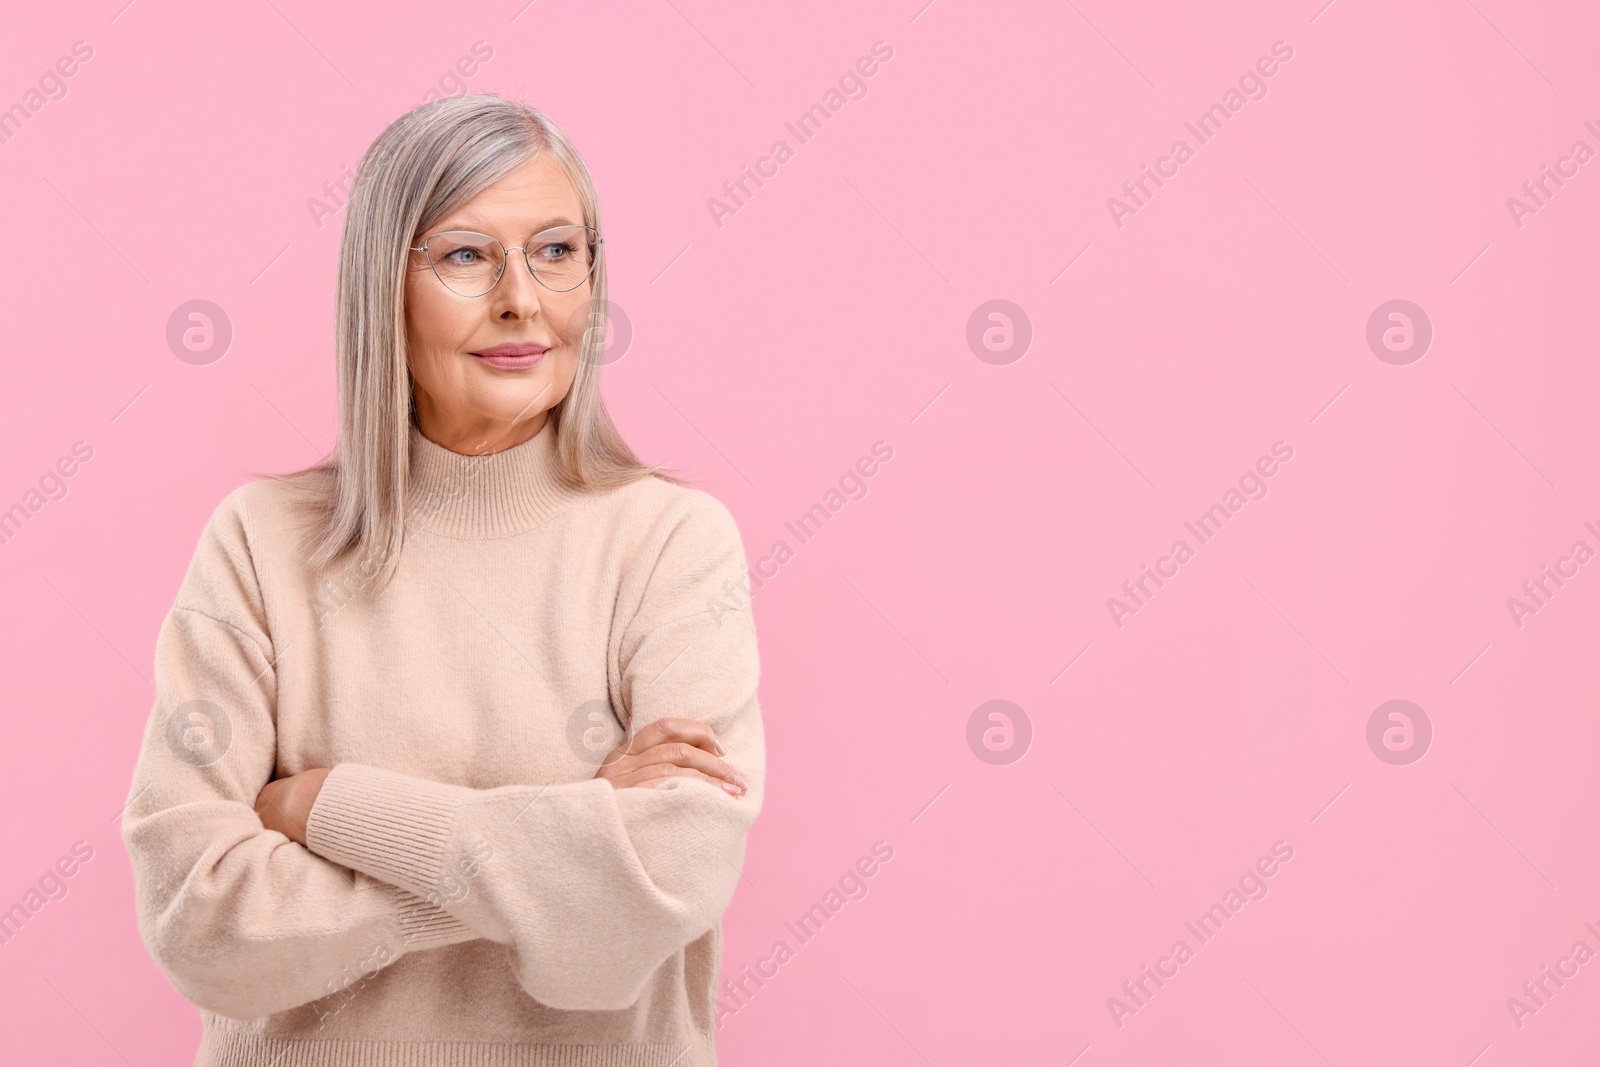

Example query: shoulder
[588,477,749,615]
[170,481,278,625]
[172,469,339,627]
[603,474,745,554]
[184,470,331,586]
[186,481,261,562]
[604,477,752,635]
[208,466,333,542]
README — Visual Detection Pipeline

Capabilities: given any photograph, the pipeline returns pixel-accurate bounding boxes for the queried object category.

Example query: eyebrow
[443,215,580,237]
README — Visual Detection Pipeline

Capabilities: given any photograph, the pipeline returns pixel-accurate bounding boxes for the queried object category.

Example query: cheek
[407,277,478,352]
[409,271,467,334]
[405,300,469,400]
[554,291,593,348]
[549,346,581,387]
[404,273,438,345]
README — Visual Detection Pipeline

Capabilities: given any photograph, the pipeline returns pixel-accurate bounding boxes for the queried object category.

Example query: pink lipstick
[471,342,549,369]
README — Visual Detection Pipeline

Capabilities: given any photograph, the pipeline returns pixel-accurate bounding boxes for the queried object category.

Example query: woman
[120,94,764,1067]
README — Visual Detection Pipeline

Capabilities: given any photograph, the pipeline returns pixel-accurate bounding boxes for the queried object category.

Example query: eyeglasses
[409,224,603,298]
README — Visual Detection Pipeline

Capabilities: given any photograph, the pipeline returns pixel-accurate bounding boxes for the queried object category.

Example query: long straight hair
[257,93,685,595]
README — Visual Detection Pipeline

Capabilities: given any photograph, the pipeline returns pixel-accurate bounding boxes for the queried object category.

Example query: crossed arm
[255,717,750,848]
[122,489,765,1021]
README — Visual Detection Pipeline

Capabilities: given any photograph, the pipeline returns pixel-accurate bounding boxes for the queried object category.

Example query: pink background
[1,0,1596,1063]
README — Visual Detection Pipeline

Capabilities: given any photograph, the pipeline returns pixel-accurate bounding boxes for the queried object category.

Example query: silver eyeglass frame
[409,225,604,296]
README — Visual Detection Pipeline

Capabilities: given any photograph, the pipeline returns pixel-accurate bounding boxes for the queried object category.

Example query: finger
[634,741,746,790]
[626,717,725,757]
[255,792,288,830]
[594,735,742,788]
[610,764,742,794]
[624,718,723,757]
[252,786,275,818]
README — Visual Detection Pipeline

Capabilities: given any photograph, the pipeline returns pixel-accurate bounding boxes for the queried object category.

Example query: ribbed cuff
[391,897,476,950]
[305,763,472,903]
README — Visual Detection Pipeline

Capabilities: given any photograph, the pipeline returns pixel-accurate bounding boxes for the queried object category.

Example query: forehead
[436,154,584,235]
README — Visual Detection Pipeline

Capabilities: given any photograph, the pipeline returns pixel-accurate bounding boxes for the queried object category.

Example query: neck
[413,409,551,457]
[405,416,581,538]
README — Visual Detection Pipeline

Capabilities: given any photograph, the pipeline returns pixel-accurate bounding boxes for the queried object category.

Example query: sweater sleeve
[303,491,766,1012]
[120,489,479,1022]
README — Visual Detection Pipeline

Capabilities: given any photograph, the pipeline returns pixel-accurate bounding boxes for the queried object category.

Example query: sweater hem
[194,1033,717,1067]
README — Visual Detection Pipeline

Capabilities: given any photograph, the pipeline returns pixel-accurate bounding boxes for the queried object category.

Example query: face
[404,154,593,454]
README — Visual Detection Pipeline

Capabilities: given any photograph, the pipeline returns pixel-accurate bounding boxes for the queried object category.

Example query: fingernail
[733,775,747,791]
[722,781,741,795]
[714,742,726,755]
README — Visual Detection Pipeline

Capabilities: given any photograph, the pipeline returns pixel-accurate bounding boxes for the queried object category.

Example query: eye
[443,246,484,265]
[532,241,574,263]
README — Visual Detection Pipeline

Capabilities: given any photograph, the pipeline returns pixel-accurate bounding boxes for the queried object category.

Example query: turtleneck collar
[405,417,584,538]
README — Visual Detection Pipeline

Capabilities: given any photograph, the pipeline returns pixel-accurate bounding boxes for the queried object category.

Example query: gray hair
[256,93,685,593]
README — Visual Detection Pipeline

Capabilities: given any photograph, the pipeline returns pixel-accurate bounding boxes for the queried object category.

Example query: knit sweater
[120,417,765,1067]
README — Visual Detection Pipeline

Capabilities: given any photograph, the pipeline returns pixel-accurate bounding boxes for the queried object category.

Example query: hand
[254,767,332,845]
[594,717,747,796]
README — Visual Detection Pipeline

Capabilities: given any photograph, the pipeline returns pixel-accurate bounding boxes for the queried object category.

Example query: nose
[490,248,547,318]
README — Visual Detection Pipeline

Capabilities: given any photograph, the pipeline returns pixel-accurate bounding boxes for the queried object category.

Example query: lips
[471,343,549,369]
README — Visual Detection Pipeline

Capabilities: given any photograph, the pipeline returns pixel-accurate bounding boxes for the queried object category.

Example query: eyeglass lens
[421,226,598,297]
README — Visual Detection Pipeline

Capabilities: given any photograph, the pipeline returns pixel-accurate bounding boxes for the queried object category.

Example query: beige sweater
[120,418,765,1066]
